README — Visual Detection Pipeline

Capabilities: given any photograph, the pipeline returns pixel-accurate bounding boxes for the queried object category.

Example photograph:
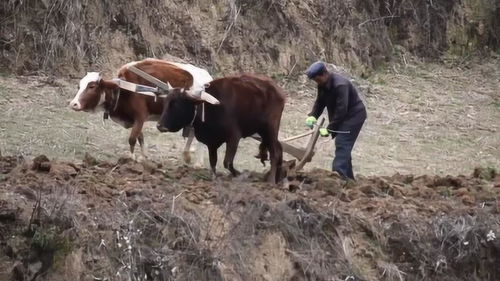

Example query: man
[305,61,367,180]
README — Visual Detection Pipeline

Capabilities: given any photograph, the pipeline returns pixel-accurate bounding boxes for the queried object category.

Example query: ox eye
[88,84,96,89]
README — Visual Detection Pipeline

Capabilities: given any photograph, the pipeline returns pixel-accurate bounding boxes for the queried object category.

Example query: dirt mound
[0,155,499,280]
[1,0,499,76]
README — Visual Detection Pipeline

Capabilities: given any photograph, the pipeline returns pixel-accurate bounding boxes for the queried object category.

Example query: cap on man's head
[305,61,327,79]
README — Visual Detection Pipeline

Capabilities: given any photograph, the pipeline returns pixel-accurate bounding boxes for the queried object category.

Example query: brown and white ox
[69,58,216,164]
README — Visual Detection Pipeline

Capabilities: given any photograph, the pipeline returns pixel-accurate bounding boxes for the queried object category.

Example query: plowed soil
[0,154,499,281]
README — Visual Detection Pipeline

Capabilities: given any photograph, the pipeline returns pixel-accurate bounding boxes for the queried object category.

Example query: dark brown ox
[69,59,195,161]
[157,74,286,183]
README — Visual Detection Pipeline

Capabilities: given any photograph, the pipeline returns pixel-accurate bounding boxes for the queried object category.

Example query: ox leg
[208,145,218,180]
[223,136,241,177]
[182,133,194,165]
[193,139,205,168]
[271,141,284,183]
[128,120,145,162]
[138,132,146,160]
[263,130,283,184]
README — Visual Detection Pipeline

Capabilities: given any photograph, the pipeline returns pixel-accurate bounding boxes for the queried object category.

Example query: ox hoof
[210,171,218,181]
[193,161,205,169]
[125,152,137,161]
[230,169,241,177]
[234,171,250,182]
[136,154,147,163]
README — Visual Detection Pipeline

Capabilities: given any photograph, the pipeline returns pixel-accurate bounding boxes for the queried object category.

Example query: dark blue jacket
[308,73,367,131]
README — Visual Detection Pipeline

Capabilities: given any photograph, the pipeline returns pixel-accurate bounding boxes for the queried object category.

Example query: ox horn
[199,91,220,105]
[185,88,220,105]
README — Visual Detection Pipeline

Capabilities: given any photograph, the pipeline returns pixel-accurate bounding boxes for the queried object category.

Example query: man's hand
[319,128,329,137]
[305,116,317,129]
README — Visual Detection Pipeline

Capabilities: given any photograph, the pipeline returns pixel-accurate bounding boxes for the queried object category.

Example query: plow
[250,116,325,171]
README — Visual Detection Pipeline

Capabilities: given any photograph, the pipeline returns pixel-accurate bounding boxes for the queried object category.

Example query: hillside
[1,0,499,76]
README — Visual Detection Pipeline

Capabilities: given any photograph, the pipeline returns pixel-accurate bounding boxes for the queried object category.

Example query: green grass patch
[0,84,8,95]
[473,166,497,181]
[493,99,500,109]
[31,226,72,268]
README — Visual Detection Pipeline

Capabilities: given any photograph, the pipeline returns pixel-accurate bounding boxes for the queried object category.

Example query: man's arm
[327,85,349,131]
[308,89,325,119]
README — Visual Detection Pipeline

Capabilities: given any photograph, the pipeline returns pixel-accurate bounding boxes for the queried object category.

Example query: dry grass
[384,211,500,281]
[1,0,91,74]
[216,0,242,54]
[87,189,499,281]
[85,191,371,280]
[379,262,406,281]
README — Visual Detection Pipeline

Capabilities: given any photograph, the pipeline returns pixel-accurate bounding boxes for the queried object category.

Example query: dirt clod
[454,187,470,197]
[461,195,476,206]
[0,156,21,174]
[0,209,17,222]
[49,163,77,180]
[473,167,497,180]
[494,175,500,188]
[83,153,98,167]
[31,155,50,172]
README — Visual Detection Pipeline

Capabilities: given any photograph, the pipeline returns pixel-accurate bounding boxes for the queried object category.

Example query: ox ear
[95,73,103,86]
[86,71,102,82]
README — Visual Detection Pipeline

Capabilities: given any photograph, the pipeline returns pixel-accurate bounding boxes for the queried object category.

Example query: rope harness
[103,87,121,121]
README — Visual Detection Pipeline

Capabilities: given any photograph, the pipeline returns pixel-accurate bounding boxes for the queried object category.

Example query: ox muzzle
[69,100,82,111]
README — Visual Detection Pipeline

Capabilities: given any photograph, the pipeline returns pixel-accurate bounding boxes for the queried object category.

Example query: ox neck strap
[103,88,121,121]
[190,103,206,126]
[202,103,205,122]
[190,105,198,126]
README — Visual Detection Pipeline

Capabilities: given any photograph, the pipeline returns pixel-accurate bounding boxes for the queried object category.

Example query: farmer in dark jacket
[305,61,367,180]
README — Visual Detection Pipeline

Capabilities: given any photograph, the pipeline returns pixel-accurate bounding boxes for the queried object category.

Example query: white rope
[189,106,198,127]
[202,103,205,122]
